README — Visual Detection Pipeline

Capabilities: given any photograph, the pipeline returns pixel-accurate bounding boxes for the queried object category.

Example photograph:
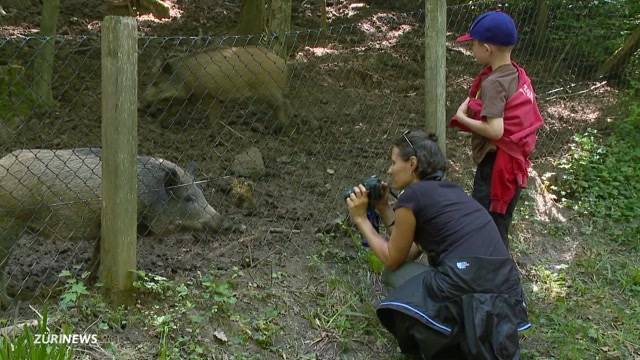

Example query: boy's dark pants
[472,151,521,248]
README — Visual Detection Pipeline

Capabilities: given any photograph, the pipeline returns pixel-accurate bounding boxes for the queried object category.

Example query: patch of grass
[302,228,393,354]
[0,310,74,360]
[522,234,640,358]
[520,103,640,358]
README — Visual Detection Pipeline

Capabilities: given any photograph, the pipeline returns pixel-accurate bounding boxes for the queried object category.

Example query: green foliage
[58,270,91,310]
[0,64,38,124]
[508,0,640,81]
[523,91,640,358]
[158,325,170,360]
[0,311,74,360]
[556,117,640,224]
[339,218,386,274]
[201,276,237,314]
[302,231,389,352]
[623,80,640,128]
[523,239,640,359]
[366,250,385,273]
[133,270,173,295]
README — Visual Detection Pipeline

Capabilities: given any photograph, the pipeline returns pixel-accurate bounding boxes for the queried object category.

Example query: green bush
[558,126,640,220]
[509,0,640,81]
[557,104,640,224]
[0,64,38,127]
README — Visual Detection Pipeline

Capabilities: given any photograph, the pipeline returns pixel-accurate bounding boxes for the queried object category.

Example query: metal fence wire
[0,0,636,310]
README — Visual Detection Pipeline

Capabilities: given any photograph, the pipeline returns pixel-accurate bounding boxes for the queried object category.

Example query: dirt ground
[0,1,622,359]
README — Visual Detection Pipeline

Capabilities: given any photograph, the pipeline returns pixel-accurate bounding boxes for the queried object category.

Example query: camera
[342,175,383,202]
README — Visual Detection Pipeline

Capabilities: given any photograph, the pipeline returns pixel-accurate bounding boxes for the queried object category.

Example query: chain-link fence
[0,36,103,310]
[445,0,637,162]
[1,0,636,311]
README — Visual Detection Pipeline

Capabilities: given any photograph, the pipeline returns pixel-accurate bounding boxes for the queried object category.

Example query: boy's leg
[471,152,495,210]
[490,187,521,249]
[471,151,521,248]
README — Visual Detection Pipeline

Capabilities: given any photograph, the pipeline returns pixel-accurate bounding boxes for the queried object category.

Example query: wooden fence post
[100,16,138,305]
[424,0,447,156]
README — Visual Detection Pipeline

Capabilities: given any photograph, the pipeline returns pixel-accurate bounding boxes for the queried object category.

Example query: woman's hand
[374,181,390,214]
[345,184,369,225]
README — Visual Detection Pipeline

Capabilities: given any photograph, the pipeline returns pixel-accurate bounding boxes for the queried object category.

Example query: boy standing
[450,11,544,248]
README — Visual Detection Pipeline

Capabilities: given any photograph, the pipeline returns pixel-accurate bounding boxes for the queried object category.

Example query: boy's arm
[456,98,504,140]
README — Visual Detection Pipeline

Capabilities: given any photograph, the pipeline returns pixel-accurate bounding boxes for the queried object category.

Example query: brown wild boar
[143,46,291,131]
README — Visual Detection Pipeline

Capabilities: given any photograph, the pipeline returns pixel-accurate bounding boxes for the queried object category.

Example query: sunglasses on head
[402,130,417,157]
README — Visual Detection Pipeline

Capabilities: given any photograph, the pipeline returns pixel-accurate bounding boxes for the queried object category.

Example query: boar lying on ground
[0,148,222,308]
[143,46,291,131]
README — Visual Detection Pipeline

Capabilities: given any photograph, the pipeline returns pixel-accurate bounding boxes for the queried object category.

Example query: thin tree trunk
[534,0,549,50]
[33,0,59,107]
[599,25,640,79]
[237,0,266,35]
[268,0,291,59]
[319,0,327,31]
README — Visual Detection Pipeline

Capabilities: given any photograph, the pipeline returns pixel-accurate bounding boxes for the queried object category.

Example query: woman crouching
[345,130,530,359]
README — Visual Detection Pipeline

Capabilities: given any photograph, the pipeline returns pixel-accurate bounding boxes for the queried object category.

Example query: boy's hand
[345,184,369,225]
[456,97,470,120]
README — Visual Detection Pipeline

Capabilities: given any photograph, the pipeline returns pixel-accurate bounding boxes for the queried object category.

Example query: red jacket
[451,63,543,214]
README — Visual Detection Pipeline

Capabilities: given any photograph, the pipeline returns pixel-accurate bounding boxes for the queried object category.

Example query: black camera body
[342,175,383,202]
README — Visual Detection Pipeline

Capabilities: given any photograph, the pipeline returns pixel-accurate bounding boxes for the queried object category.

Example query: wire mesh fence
[0,0,636,312]
[445,0,636,162]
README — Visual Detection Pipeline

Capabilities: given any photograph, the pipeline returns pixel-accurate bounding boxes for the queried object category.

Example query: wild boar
[142,46,291,131]
[0,148,222,308]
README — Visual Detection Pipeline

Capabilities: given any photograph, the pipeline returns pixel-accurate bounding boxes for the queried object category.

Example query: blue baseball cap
[456,11,518,46]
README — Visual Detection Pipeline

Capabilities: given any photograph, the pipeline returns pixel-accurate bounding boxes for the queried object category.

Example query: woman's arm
[378,205,421,261]
[347,185,416,271]
[352,207,416,271]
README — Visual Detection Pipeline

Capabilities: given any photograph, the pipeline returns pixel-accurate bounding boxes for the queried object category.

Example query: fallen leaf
[213,330,228,342]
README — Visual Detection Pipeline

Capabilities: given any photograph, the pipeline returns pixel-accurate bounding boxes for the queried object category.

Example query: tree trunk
[534,0,549,50]
[33,0,59,107]
[237,0,266,36]
[599,25,640,80]
[319,0,327,31]
[268,0,291,59]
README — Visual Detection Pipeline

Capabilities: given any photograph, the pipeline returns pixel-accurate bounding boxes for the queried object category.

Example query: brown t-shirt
[472,64,519,164]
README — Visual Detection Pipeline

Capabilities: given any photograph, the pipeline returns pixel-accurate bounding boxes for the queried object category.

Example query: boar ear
[163,166,181,192]
[185,161,198,177]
